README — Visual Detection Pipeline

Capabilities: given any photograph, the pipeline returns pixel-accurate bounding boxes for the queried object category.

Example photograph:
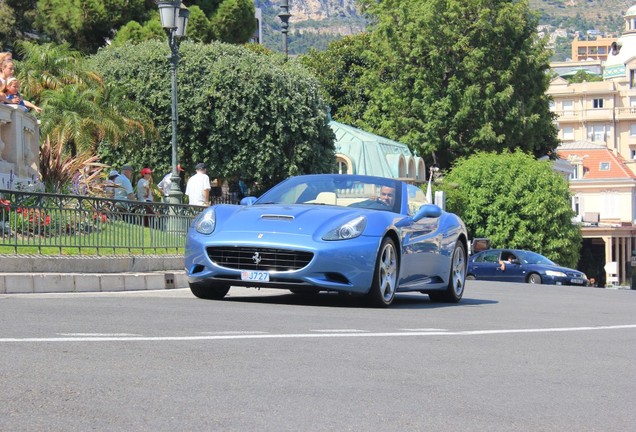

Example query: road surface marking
[2,324,636,343]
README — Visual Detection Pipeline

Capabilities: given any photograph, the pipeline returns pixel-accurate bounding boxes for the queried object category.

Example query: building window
[632,70,636,88]
[572,196,580,216]
[630,149,636,160]
[601,191,619,218]
[587,125,608,142]
[562,100,573,116]
[593,98,604,108]
[599,162,610,171]
[335,160,347,174]
[569,164,579,180]
[631,124,636,136]
[562,127,574,140]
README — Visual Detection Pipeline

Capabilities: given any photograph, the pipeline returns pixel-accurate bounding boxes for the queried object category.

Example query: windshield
[255,174,402,213]
[517,251,556,265]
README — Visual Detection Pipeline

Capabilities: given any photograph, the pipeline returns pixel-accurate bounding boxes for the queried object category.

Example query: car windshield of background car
[520,251,555,265]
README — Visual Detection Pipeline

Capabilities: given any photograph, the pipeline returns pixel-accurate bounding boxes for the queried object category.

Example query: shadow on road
[221,290,497,309]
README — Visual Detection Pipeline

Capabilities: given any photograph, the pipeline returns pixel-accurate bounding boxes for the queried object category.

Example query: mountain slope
[258,0,634,54]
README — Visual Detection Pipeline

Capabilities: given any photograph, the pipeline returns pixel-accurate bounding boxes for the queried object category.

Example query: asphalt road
[1,281,635,432]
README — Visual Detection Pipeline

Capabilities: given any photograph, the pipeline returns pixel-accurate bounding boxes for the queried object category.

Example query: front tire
[527,273,542,284]
[190,282,230,300]
[429,242,466,303]
[366,237,399,307]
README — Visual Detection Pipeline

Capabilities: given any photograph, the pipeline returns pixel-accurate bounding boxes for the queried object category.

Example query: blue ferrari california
[467,248,588,286]
[185,174,468,306]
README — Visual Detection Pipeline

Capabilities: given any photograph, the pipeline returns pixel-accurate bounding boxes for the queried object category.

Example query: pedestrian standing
[157,164,184,201]
[136,167,154,202]
[114,165,135,201]
[185,163,211,206]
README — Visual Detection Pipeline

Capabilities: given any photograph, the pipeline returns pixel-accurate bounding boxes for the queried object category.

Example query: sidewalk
[0,255,188,294]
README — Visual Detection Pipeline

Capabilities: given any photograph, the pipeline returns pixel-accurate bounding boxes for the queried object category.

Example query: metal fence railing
[0,189,239,255]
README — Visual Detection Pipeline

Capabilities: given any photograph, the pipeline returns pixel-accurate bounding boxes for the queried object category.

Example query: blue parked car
[185,174,469,307]
[467,248,588,286]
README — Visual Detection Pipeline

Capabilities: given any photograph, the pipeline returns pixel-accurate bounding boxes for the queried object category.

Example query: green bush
[90,40,336,190]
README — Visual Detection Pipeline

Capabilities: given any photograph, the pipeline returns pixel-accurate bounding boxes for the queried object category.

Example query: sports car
[185,174,468,307]
[467,248,588,286]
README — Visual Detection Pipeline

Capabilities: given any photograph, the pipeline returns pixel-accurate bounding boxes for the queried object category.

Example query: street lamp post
[278,0,291,60]
[157,1,190,204]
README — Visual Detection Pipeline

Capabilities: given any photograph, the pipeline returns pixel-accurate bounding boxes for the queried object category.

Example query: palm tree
[14,41,102,103]
[39,82,155,156]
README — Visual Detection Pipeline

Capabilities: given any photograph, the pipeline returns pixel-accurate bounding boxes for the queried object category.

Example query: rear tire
[190,282,230,300]
[527,273,542,284]
[429,242,466,303]
[366,237,399,307]
[466,274,476,280]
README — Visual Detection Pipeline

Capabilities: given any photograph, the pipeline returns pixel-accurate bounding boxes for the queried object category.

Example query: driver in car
[349,185,396,210]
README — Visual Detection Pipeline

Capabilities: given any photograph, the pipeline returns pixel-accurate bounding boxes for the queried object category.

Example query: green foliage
[327,0,559,170]
[210,0,256,44]
[111,18,165,47]
[185,6,214,43]
[299,34,372,125]
[33,0,150,53]
[89,40,335,189]
[440,150,582,267]
[14,41,101,102]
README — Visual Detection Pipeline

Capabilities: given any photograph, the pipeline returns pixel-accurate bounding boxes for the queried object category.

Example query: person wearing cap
[136,168,154,202]
[185,163,211,206]
[157,164,184,200]
[104,169,119,198]
[114,164,135,201]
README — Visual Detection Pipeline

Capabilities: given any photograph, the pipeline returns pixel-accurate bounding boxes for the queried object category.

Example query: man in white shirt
[185,163,211,206]
[114,165,135,201]
[157,164,184,201]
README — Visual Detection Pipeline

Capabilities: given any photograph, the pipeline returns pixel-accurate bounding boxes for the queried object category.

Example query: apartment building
[547,5,636,286]
[570,34,616,62]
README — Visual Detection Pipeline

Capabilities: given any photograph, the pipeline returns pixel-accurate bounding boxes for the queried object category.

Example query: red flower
[45,215,51,226]
[0,199,9,212]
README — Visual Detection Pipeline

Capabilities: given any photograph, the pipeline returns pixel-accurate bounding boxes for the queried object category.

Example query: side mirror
[240,196,257,206]
[413,204,442,222]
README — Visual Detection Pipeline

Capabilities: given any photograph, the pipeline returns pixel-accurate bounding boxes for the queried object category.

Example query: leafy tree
[328,0,559,170]
[112,7,213,46]
[110,19,165,48]
[300,33,371,125]
[210,0,256,44]
[89,40,335,189]
[33,0,150,53]
[0,1,17,50]
[440,150,581,268]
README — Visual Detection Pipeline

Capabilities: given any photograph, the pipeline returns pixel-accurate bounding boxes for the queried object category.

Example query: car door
[470,250,501,280]
[398,214,443,289]
[496,250,525,283]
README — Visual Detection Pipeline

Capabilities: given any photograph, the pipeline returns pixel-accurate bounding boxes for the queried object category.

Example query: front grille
[207,247,313,271]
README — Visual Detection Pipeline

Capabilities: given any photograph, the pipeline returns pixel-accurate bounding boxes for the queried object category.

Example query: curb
[0,271,189,294]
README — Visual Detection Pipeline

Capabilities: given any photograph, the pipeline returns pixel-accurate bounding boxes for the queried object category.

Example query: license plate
[571,278,583,284]
[241,271,270,282]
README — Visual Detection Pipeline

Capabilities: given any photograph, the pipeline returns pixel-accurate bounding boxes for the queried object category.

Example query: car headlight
[545,270,566,277]
[194,209,216,235]
[322,216,367,241]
